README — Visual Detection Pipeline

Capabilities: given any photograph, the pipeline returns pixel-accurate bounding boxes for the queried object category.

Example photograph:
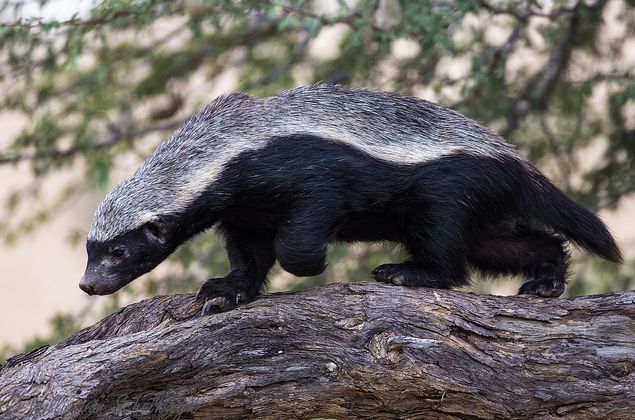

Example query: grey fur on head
[88,84,518,242]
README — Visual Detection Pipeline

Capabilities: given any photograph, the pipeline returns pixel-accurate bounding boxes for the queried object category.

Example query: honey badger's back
[149,84,520,191]
[262,85,517,163]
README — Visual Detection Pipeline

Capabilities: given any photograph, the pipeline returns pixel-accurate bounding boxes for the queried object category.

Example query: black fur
[82,134,621,310]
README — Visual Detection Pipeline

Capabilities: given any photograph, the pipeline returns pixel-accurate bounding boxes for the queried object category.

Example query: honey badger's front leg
[197,204,334,315]
[197,220,275,315]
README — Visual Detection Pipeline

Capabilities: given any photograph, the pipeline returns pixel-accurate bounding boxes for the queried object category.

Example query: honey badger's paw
[372,262,454,289]
[372,264,407,286]
[518,277,565,298]
[196,278,250,315]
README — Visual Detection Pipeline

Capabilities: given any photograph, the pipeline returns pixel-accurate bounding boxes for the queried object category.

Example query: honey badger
[80,85,622,314]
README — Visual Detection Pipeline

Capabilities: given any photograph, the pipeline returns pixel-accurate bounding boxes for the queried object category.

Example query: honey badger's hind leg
[197,221,275,315]
[468,224,569,298]
[373,215,470,290]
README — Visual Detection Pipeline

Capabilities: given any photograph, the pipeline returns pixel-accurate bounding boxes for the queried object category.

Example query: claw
[201,300,214,316]
[236,291,247,305]
[200,295,245,316]
[197,277,252,315]
[201,297,228,315]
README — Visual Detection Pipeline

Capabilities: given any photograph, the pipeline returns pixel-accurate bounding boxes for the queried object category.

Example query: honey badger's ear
[143,220,166,244]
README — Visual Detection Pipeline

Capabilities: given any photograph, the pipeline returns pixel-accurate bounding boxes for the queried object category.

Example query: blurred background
[0,0,633,361]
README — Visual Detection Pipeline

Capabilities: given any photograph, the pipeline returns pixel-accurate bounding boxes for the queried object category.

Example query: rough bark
[0,283,634,419]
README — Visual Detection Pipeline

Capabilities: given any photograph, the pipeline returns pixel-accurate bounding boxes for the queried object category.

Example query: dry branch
[1,283,634,419]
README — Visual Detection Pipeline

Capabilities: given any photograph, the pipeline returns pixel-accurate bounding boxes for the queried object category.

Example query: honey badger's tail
[527,168,622,263]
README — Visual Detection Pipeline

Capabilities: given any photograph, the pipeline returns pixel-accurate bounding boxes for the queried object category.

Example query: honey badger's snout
[79,275,95,295]
[79,270,124,296]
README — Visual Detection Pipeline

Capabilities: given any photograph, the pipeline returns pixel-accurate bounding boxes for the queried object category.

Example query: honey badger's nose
[79,276,96,295]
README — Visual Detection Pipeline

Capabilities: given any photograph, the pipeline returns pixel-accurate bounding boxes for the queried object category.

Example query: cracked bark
[0,283,634,419]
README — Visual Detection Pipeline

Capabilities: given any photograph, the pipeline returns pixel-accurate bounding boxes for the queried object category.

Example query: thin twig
[571,68,635,85]
[479,0,591,21]
[279,4,384,33]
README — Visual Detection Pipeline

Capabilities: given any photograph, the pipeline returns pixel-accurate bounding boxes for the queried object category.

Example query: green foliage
[1,0,634,354]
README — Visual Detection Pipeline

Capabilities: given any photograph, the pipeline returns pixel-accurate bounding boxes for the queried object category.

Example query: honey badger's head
[79,166,224,295]
[79,94,248,295]
[80,218,175,296]
[80,176,180,295]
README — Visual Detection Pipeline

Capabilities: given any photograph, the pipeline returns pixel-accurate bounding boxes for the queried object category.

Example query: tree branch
[0,119,185,165]
[497,0,610,137]
[501,2,583,136]
[1,283,633,419]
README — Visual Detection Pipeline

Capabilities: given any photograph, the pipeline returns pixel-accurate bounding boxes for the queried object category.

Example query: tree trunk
[1,283,634,419]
